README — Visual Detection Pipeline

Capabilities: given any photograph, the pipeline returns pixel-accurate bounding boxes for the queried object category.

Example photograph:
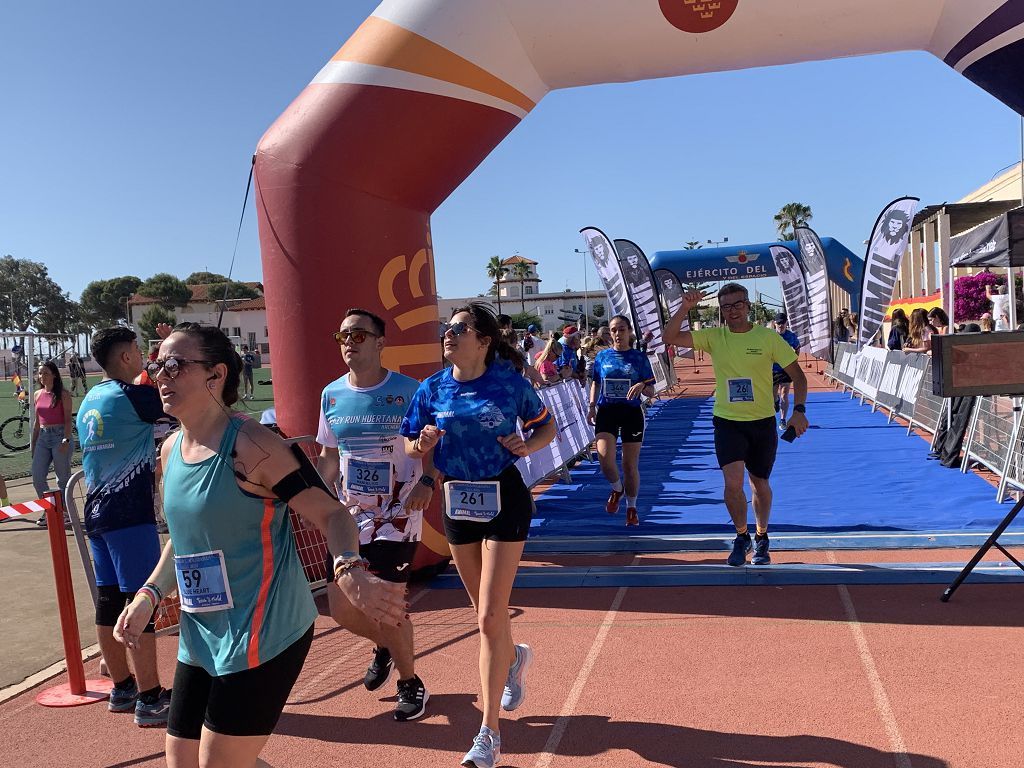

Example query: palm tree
[512,261,532,313]
[774,203,812,241]
[486,256,508,312]
[684,241,702,250]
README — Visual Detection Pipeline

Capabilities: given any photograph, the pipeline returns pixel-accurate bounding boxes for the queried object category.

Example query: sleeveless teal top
[163,415,317,675]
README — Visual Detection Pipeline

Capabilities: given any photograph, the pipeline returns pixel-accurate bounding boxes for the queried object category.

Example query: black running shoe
[364,646,393,691]
[394,675,429,721]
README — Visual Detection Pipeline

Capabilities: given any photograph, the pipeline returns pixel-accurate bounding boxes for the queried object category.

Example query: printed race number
[444,480,501,522]
[603,378,631,400]
[174,550,233,613]
[343,456,393,496]
[727,378,754,403]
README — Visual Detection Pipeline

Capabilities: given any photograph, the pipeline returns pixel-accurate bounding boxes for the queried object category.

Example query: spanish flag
[885,291,944,321]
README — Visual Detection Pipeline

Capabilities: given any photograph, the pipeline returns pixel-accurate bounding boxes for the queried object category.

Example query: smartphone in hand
[780,425,797,443]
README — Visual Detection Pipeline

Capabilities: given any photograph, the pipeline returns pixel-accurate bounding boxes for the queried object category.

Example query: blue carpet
[531,391,1019,538]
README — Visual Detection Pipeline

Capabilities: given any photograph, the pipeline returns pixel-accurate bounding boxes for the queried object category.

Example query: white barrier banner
[516,380,595,487]
[853,346,888,400]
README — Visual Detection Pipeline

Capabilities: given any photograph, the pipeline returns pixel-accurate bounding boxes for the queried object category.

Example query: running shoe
[108,676,138,713]
[605,489,623,515]
[752,534,771,565]
[501,643,533,711]
[625,507,639,526]
[134,688,171,728]
[461,726,501,768]
[727,532,752,567]
[779,418,787,430]
[364,646,393,691]
[394,675,429,721]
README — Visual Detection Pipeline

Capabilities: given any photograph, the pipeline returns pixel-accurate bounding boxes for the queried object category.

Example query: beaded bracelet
[334,558,370,581]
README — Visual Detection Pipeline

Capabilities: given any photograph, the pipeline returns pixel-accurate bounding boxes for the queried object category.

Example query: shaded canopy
[950,206,1024,268]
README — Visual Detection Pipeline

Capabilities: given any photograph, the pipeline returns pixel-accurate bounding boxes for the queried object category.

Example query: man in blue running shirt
[772,313,801,429]
[79,325,171,727]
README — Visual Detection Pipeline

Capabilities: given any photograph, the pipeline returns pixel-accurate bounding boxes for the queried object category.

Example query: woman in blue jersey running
[114,324,406,768]
[402,303,556,768]
[588,314,656,527]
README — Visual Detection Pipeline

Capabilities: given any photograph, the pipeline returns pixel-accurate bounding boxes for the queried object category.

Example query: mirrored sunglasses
[146,356,213,379]
[333,329,378,345]
[441,321,476,338]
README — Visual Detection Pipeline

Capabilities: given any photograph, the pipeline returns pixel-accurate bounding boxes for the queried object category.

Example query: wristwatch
[793,404,806,414]
[418,474,436,489]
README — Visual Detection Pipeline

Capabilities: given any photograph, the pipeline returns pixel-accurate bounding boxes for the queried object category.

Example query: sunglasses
[147,356,213,379]
[333,329,379,345]
[441,321,477,338]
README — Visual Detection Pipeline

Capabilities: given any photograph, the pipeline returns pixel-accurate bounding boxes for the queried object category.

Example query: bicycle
[0,398,81,453]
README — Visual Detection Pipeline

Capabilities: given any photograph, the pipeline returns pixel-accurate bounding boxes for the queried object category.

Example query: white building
[437,255,608,332]
[127,283,271,360]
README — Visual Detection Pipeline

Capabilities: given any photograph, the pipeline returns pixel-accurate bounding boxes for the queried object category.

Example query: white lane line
[828,551,912,768]
[533,557,636,768]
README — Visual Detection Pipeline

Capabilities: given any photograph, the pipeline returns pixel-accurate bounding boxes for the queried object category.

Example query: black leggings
[167,624,314,739]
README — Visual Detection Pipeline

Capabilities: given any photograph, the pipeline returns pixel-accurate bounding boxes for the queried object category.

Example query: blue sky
[3,2,1022,309]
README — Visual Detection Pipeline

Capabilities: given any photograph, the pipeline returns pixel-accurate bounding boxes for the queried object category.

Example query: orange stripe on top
[247,499,276,669]
[522,407,550,430]
[333,16,536,114]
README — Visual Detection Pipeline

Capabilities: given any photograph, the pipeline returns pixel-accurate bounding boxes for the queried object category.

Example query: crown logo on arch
[660,0,739,33]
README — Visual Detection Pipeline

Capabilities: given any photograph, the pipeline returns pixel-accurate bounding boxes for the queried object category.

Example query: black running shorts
[594,403,645,443]
[772,369,793,386]
[166,623,314,740]
[443,464,533,545]
[361,540,418,584]
[712,415,779,479]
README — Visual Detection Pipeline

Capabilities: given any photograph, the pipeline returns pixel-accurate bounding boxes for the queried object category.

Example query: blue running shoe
[134,688,171,728]
[108,676,138,713]
[500,643,533,712]
[752,534,771,565]
[462,726,501,768]
[727,532,752,567]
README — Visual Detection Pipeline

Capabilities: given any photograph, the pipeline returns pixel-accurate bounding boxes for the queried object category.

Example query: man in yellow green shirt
[663,283,808,566]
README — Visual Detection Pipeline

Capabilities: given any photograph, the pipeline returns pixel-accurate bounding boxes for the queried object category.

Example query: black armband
[272,443,337,503]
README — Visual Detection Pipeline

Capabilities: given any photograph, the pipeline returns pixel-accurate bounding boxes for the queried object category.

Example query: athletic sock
[138,685,162,704]
[735,525,749,536]
[625,495,637,508]
[611,480,623,493]
[114,675,134,690]
[755,529,768,540]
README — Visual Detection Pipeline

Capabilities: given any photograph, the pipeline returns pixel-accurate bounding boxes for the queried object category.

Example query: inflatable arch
[256,0,1024,437]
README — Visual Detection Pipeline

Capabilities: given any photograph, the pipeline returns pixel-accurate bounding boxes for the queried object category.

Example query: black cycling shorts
[166,623,313,740]
[594,403,645,443]
[443,464,533,545]
[712,415,779,479]
[362,540,418,584]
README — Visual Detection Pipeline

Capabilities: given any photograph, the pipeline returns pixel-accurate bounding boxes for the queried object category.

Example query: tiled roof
[129,282,263,306]
[501,255,537,265]
[228,297,266,311]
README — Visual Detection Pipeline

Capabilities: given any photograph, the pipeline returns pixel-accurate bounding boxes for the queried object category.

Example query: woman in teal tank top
[113,324,406,768]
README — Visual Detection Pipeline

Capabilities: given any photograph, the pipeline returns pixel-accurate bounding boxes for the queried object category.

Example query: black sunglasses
[147,356,213,379]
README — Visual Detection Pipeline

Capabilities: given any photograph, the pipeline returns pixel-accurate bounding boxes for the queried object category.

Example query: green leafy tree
[79,275,143,328]
[511,261,531,314]
[774,202,813,241]
[185,271,230,285]
[485,256,508,313]
[510,311,542,332]
[138,306,176,345]
[137,273,192,310]
[207,281,261,301]
[0,255,75,335]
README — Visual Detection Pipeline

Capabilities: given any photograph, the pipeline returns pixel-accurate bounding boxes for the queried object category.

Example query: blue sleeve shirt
[77,379,160,534]
[773,329,801,374]
[400,362,552,480]
[592,348,655,408]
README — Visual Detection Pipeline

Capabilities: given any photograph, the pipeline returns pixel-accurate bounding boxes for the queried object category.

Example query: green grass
[0,368,276,479]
